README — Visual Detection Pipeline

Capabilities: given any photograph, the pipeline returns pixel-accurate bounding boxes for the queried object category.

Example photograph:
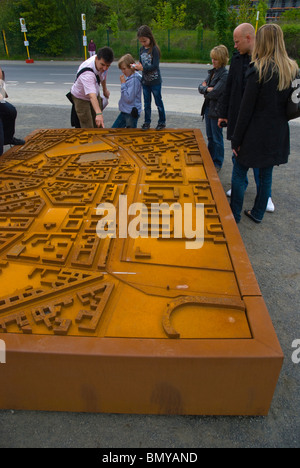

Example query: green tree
[215,0,232,49]
[115,0,157,29]
[19,0,66,55]
[86,0,111,30]
[234,0,267,28]
[107,11,119,38]
[237,0,255,23]
[0,0,95,56]
[255,1,268,29]
[254,1,268,30]
[0,0,65,56]
[58,0,95,54]
[176,0,216,29]
[279,8,300,23]
[152,1,186,30]
[279,8,300,62]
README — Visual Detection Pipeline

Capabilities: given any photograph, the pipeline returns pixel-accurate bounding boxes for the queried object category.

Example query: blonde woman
[198,45,229,171]
[231,24,299,224]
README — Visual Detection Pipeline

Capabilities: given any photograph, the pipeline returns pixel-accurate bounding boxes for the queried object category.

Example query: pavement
[0,91,299,447]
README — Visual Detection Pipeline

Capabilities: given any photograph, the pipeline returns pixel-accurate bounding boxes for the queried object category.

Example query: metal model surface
[0,129,283,415]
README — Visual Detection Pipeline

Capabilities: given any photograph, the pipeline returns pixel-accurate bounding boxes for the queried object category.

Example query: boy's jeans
[112,112,139,128]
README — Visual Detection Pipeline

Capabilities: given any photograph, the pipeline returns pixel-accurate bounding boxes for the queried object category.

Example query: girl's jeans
[143,84,166,125]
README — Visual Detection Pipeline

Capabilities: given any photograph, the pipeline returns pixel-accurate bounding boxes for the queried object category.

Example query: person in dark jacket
[0,68,25,156]
[219,23,275,213]
[199,45,229,171]
[219,24,255,144]
[88,39,96,57]
[230,24,299,224]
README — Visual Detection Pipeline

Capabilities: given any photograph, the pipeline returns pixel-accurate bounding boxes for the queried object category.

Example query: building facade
[266,0,300,21]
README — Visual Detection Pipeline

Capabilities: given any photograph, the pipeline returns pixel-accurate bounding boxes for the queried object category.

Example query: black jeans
[0,101,17,155]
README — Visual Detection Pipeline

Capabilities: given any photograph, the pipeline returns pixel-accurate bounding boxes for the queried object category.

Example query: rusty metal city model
[0,128,283,415]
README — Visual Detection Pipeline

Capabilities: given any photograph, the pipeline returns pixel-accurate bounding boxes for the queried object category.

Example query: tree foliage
[0,0,218,56]
[151,1,187,30]
[214,0,234,51]
[0,0,96,56]
[1,0,296,61]
[279,9,300,62]
[238,0,254,23]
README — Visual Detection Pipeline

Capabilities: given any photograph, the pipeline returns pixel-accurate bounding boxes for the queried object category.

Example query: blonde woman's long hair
[252,23,299,91]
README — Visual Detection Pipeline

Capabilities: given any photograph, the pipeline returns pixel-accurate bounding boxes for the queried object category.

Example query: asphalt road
[1,60,209,114]
[0,61,299,448]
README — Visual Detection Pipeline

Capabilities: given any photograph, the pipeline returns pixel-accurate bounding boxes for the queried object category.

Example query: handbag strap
[75,67,100,86]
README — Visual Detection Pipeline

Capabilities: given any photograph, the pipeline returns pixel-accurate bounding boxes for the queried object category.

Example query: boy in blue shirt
[112,54,142,128]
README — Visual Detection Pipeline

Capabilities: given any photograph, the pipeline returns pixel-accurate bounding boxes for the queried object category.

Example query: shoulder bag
[66,67,101,128]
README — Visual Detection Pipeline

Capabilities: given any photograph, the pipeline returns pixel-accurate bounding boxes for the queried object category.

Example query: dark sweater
[139,45,162,86]
[219,52,251,140]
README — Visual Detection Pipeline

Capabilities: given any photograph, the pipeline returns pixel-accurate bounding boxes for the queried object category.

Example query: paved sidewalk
[0,105,299,448]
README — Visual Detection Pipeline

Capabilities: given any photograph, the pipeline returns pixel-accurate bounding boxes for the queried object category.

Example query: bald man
[218,23,255,139]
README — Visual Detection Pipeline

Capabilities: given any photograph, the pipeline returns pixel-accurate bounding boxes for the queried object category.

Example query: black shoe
[10,137,25,146]
[155,123,166,131]
[141,123,150,131]
[244,210,261,224]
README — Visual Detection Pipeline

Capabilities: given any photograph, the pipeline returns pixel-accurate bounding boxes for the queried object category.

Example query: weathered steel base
[0,129,283,415]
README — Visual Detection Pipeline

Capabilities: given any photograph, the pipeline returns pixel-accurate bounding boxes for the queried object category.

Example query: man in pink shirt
[71,47,114,128]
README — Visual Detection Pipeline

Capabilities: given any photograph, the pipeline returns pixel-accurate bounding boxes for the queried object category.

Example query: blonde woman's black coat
[231,63,292,169]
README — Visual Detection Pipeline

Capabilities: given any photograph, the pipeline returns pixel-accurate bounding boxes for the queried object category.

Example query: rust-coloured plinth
[0,129,283,415]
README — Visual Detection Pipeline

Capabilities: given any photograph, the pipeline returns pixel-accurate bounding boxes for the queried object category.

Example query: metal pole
[255,11,260,33]
[2,30,9,57]
[23,31,31,60]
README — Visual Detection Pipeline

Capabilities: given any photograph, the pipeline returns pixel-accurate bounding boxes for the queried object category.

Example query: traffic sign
[19,17,27,33]
[81,13,86,31]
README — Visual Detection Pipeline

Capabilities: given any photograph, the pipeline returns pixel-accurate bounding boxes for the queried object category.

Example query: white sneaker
[226,189,232,197]
[266,197,275,213]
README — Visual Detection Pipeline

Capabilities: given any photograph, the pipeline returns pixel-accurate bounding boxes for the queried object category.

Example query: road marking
[108,83,195,91]
[8,81,196,91]
[164,86,196,90]
[163,76,199,80]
